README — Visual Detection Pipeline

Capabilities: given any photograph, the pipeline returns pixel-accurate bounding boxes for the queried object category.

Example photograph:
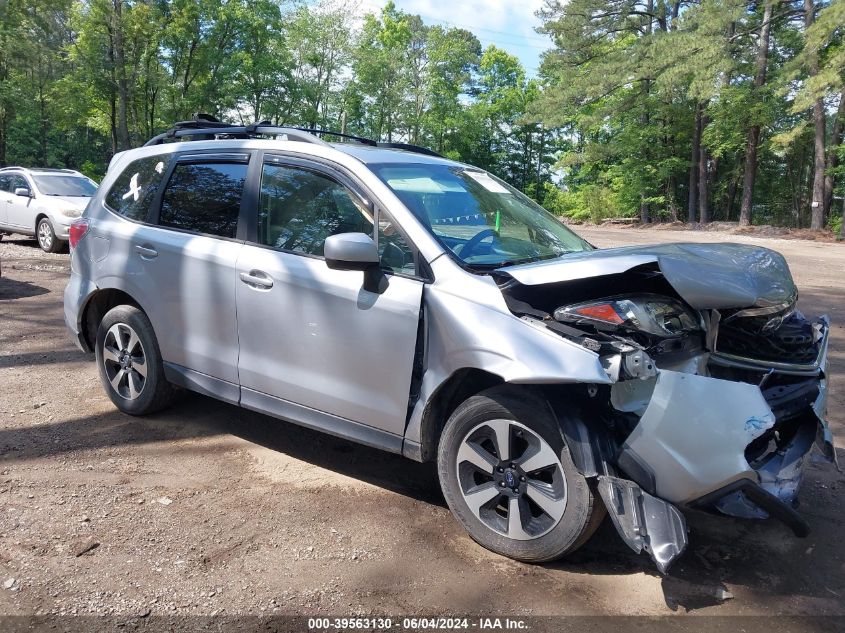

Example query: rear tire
[95,305,176,415]
[437,386,604,562]
[37,218,62,253]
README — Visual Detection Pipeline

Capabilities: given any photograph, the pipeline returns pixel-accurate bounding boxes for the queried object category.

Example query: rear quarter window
[105,156,170,221]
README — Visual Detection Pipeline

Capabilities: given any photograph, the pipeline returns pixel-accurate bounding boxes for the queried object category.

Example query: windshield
[32,174,98,197]
[372,164,592,269]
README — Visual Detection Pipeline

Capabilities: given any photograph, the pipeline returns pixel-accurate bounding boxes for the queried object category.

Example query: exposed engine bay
[493,243,837,573]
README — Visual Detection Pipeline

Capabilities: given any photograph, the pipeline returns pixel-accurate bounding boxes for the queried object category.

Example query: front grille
[718,311,818,364]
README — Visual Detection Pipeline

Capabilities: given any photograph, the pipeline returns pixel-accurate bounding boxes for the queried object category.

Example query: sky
[354,0,551,77]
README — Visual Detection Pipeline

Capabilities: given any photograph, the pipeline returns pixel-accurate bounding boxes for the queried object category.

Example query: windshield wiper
[468,252,574,272]
[468,257,538,271]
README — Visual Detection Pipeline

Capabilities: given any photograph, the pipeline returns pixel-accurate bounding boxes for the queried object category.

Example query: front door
[236,157,423,435]
[6,173,34,230]
[0,173,12,226]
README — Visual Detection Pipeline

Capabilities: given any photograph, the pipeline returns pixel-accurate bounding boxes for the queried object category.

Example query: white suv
[0,167,98,252]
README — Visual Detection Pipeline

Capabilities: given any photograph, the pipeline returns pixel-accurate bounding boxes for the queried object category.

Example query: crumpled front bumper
[599,315,836,573]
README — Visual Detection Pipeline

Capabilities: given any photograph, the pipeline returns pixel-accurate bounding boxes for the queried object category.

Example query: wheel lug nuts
[509,463,515,469]
[497,467,504,473]
[499,482,506,487]
[520,476,526,482]
[512,488,519,493]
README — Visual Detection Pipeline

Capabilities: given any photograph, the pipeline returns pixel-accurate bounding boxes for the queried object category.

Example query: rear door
[235,154,424,436]
[101,151,249,394]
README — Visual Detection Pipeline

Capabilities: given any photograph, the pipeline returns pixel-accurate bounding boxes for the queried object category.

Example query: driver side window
[10,175,29,192]
[258,162,417,275]
[258,163,373,257]
[378,214,415,275]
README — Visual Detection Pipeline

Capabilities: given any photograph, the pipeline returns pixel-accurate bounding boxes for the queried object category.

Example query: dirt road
[1,227,844,627]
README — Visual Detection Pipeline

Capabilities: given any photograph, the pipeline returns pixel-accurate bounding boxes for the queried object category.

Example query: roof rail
[291,128,377,147]
[144,118,331,148]
[292,128,443,157]
[144,117,443,157]
[1,166,79,173]
[375,142,442,158]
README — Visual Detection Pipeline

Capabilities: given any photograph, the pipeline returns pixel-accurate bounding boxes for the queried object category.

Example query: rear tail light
[69,218,90,249]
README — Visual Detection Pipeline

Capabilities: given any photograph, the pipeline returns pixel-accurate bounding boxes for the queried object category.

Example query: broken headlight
[554,294,700,338]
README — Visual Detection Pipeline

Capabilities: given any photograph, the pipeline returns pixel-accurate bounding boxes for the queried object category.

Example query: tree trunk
[739,0,774,226]
[536,126,545,194]
[698,148,711,224]
[0,27,6,166]
[806,0,826,230]
[840,189,845,240]
[698,110,711,224]
[725,174,738,221]
[110,97,117,156]
[668,176,679,221]
[640,195,650,224]
[688,103,701,223]
[0,106,7,166]
[823,89,845,217]
[113,0,130,151]
[640,0,653,224]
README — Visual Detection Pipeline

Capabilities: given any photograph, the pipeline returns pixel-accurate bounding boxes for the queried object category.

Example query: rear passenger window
[0,174,11,192]
[159,162,247,238]
[106,156,170,221]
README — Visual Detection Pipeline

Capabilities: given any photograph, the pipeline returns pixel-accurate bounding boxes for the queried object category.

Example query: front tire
[37,218,62,253]
[95,305,176,415]
[437,386,604,562]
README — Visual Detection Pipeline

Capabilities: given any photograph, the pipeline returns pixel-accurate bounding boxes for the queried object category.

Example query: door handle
[240,270,274,289]
[134,244,158,259]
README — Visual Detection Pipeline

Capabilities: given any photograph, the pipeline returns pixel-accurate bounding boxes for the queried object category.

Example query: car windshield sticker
[122,172,141,201]
[385,176,464,194]
[464,171,510,194]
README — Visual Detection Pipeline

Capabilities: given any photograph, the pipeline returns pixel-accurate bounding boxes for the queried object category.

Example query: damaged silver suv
[64,120,836,573]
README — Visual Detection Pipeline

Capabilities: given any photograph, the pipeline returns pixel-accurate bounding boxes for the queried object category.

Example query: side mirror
[14,187,32,198]
[325,232,380,271]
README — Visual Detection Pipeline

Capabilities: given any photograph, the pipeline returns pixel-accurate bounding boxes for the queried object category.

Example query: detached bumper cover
[597,475,688,574]
[619,369,777,504]
[604,317,834,571]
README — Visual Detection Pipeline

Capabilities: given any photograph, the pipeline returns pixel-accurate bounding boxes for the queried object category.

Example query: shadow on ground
[4,386,843,613]
[0,276,50,300]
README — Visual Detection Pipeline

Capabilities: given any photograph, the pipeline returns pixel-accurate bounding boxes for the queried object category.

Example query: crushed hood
[497,242,797,310]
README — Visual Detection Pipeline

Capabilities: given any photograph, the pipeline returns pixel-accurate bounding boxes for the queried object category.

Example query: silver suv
[0,167,98,252]
[64,121,835,573]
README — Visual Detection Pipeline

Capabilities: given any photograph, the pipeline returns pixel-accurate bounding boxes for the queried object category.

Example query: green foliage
[1,0,843,231]
[539,181,626,223]
[533,0,845,228]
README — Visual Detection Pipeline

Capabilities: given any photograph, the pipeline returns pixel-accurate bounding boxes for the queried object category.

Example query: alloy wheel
[102,323,147,400]
[38,221,53,251]
[456,419,567,540]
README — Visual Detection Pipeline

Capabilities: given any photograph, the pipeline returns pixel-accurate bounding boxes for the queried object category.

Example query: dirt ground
[1,226,844,629]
